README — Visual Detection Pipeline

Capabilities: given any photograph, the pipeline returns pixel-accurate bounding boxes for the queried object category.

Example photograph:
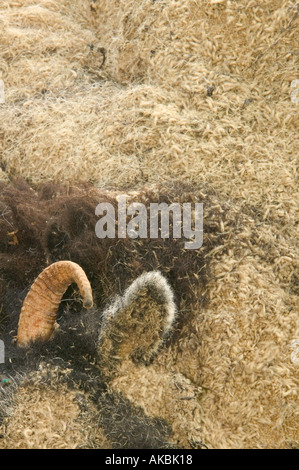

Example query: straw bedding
[0,0,298,449]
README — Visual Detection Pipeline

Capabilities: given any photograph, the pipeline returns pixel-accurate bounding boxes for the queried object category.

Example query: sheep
[0,179,298,449]
[1,261,203,449]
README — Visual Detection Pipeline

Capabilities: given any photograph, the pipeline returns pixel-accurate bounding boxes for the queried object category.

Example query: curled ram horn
[16,261,93,348]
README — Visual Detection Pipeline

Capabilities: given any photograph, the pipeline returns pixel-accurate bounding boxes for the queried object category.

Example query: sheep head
[1,181,297,449]
[0,259,203,449]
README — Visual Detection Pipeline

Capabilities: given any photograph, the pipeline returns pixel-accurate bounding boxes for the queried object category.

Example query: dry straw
[0,0,298,449]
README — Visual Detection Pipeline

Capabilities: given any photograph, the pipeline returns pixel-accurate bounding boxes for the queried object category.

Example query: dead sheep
[1,260,202,449]
[0,179,298,449]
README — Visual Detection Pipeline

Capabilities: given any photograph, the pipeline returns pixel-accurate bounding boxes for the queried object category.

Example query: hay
[1,383,87,449]
[0,0,298,449]
[0,2,297,198]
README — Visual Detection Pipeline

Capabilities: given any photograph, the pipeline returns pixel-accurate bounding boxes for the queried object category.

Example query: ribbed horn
[16,261,93,347]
